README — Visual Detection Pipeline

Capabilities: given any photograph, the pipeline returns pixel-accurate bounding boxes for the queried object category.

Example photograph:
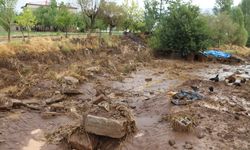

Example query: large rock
[85,115,127,138]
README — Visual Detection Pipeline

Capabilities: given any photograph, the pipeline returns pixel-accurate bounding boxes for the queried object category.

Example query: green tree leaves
[55,3,75,37]
[152,0,210,56]
[16,8,37,40]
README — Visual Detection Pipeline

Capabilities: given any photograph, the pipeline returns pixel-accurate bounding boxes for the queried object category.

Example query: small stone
[92,94,108,105]
[149,91,154,95]
[0,139,5,143]
[145,78,152,82]
[234,115,240,120]
[55,91,61,94]
[63,76,79,85]
[197,132,205,139]
[168,139,176,146]
[130,105,136,109]
[184,143,193,149]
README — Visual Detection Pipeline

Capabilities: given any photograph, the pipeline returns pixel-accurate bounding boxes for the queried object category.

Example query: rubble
[62,88,83,96]
[145,78,152,82]
[63,76,79,85]
[92,94,109,105]
[45,95,65,105]
[68,130,93,150]
[85,115,127,138]
[171,116,194,132]
[168,139,176,146]
[171,90,203,105]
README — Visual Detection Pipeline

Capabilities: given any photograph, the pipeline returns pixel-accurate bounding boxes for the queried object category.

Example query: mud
[0,36,250,150]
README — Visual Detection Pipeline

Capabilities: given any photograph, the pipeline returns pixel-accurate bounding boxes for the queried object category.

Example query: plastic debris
[171,90,203,105]
[203,50,231,59]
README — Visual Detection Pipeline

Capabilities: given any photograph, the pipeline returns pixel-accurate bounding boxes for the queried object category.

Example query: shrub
[151,0,210,56]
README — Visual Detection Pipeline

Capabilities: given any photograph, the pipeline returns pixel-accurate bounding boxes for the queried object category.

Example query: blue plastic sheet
[203,50,231,59]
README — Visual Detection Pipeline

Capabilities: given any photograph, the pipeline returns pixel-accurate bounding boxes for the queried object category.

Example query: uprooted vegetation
[0,35,151,99]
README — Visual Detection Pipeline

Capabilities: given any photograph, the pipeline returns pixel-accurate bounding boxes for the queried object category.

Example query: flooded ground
[1,61,250,150]
[0,36,249,150]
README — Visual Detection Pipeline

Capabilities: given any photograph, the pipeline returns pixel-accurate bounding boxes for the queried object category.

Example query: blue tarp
[203,50,231,59]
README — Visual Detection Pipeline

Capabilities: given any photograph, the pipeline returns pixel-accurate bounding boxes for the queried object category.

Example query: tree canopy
[152,0,210,56]
[16,8,37,40]
[0,0,17,42]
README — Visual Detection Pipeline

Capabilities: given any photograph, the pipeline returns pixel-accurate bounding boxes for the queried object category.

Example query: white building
[21,3,78,13]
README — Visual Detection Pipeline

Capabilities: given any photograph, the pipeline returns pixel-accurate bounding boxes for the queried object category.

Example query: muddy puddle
[0,111,74,150]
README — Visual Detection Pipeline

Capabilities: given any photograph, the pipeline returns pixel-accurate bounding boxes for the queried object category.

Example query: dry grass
[220,45,250,56]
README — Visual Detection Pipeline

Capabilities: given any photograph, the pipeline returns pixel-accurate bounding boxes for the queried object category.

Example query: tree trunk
[65,28,68,38]
[28,27,30,40]
[109,25,113,36]
[8,29,11,43]
[21,28,25,42]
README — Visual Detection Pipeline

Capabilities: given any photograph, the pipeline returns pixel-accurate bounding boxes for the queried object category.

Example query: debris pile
[46,95,136,150]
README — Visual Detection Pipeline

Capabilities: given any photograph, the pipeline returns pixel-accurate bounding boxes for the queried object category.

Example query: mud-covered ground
[0,36,250,150]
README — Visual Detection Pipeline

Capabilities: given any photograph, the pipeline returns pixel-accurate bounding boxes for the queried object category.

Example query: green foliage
[0,0,17,42]
[240,0,250,46]
[74,13,87,32]
[152,0,210,56]
[230,7,248,46]
[213,0,233,14]
[144,0,160,32]
[55,3,75,37]
[203,11,248,47]
[122,0,145,32]
[16,8,37,39]
[34,0,58,30]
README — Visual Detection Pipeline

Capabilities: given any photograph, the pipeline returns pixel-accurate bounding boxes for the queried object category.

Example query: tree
[204,12,247,47]
[152,0,210,56]
[34,0,58,31]
[122,0,144,32]
[100,0,125,35]
[213,0,233,14]
[74,13,87,32]
[16,8,37,41]
[55,3,75,38]
[230,7,248,46]
[78,0,101,32]
[240,0,250,46]
[0,0,17,42]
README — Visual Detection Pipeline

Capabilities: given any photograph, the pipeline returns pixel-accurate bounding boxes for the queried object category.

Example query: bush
[151,0,210,56]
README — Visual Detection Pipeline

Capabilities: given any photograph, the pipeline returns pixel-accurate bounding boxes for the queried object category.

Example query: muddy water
[196,64,250,80]
[0,110,73,150]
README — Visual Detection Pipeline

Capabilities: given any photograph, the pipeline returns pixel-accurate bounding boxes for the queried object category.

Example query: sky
[16,0,242,12]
